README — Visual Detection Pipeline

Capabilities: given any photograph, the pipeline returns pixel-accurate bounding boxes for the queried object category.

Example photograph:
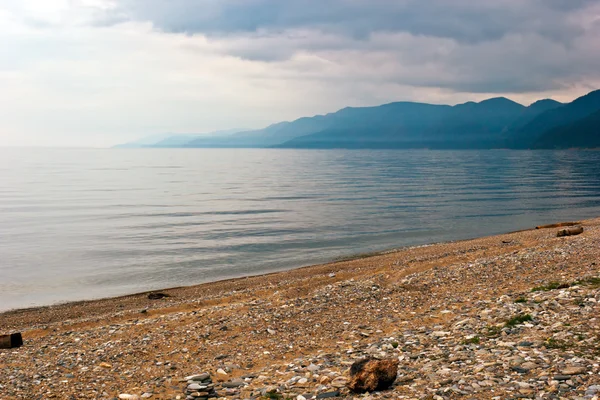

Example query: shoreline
[1,217,599,399]
[0,220,573,318]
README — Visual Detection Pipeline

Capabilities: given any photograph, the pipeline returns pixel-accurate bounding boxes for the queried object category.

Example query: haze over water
[2,148,600,311]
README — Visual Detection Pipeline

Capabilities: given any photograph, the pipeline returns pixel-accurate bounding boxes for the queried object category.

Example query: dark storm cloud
[92,0,600,94]
[101,0,590,43]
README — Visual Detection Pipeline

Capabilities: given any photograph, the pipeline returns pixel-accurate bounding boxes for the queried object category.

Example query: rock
[521,362,538,371]
[319,376,331,385]
[183,372,218,398]
[222,380,245,388]
[511,366,528,374]
[99,362,112,369]
[307,364,320,372]
[331,377,348,388]
[517,341,533,347]
[561,366,587,375]
[263,386,278,395]
[347,358,399,393]
[316,391,340,398]
[118,395,140,400]
[185,373,210,382]
[216,368,228,377]
[187,384,205,391]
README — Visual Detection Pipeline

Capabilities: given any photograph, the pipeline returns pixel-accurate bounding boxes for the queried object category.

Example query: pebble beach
[1,218,599,400]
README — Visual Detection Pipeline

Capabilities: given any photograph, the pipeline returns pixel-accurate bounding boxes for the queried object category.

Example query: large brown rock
[347,358,399,393]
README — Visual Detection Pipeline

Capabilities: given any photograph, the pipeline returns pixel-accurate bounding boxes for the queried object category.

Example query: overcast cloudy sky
[1,0,599,146]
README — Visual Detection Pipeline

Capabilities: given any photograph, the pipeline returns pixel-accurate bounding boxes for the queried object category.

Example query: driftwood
[536,221,581,230]
[0,333,23,349]
[147,292,170,300]
[557,226,584,237]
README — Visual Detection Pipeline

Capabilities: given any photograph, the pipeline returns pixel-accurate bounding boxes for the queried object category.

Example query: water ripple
[1,148,600,310]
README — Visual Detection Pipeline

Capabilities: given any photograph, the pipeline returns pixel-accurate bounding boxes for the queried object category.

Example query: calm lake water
[2,148,600,311]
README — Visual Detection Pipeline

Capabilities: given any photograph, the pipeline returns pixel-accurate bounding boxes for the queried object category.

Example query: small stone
[561,366,587,375]
[222,380,245,388]
[263,386,278,395]
[316,391,340,399]
[331,377,348,388]
[99,362,112,369]
[521,362,537,371]
[185,373,210,382]
[511,366,528,374]
[119,395,140,400]
[307,364,320,372]
[187,384,205,391]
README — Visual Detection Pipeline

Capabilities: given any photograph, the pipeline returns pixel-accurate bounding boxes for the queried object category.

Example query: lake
[2,148,600,311]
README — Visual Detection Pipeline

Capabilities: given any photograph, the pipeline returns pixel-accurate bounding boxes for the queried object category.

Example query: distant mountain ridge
[532,109,600,149]
[115,129,246,148]
[507,90,600,149]
[115,89,600,149]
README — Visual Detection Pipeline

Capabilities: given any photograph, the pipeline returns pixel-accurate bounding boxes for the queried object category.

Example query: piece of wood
[0,333,23,349]
[147,292,170,300]
[557,226,584,237]
[536,221,580,229]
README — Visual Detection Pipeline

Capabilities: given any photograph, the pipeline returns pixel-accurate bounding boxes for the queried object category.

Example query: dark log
[557,226,584,237]
[0,333,23,349]
[148,292,170,300]
[536,221,580,229]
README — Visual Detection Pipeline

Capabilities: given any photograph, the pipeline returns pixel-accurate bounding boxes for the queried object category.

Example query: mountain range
[116,89,600,150]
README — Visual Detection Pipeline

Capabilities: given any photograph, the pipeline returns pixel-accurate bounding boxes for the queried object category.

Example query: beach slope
[1,218,599,399]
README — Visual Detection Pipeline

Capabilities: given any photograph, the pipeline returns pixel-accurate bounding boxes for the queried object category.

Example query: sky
[1,0,600,147]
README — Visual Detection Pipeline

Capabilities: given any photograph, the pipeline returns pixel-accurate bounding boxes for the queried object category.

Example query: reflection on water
[1,148,600,310]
